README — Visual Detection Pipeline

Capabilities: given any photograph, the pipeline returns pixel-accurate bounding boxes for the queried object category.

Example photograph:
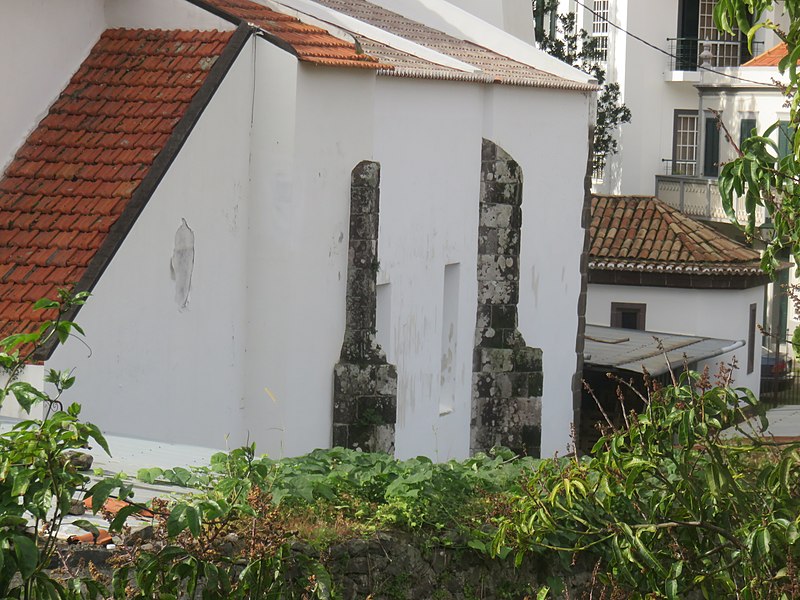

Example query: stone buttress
[471,139,543,456]
[333,161,398,453]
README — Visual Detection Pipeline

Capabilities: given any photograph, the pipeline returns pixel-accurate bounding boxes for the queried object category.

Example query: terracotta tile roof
[0,28,234,342]
[197,0,390,68]
[743,43,787,67]
[311,0,595,91]
[588,196,764,276]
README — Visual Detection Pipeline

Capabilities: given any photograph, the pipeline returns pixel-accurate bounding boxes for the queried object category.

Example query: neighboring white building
[0,0,594,460]
[586,195,769,393]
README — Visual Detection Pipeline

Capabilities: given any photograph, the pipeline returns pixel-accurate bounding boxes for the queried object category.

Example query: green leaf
[13,535,38,579]
[72,519,100,539]
[108,504,143,533]
[185,505,201,537]
[166,504,187,538]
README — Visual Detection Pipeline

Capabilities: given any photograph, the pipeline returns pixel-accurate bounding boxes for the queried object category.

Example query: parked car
[761,347,795,393]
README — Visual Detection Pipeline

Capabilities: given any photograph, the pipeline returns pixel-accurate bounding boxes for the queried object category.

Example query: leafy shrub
[494,367,800,599]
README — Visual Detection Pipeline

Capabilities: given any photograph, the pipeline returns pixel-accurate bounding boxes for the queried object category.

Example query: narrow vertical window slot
[440,264,460,415]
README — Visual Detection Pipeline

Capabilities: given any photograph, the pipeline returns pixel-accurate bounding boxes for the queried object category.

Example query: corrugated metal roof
[309,0,597,90]
[584,324,743,376]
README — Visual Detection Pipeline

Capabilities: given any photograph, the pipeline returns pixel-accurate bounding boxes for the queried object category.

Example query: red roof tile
[588,196,764,276]
[743,43,787,67]
[0,28,233,340]
[200,0,391,69]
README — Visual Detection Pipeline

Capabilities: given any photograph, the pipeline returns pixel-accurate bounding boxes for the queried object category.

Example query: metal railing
[667,38,763,71]
[661,157,697,177]
[760,338,800,406]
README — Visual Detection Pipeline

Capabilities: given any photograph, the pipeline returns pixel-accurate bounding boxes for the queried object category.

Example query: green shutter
[704,117,720,177]
[739,118,756,149]
[778,121,794,159]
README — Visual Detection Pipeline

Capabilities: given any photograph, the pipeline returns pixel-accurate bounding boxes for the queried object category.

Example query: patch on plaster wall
[170,219,195,311]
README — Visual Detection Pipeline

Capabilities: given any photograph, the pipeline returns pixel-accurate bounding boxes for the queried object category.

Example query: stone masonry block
[477,281,517,305]
[352,160,380,188]
[513,346,543,371]
[356,395,397,425]
[479,203,513,229]
[349,213,378,241]
[496,227,521,256]
[480,348,513,373]
[477,255,518,282]
[476,326,504,349]
[528,372,544,397]
[376,364,397,395]
[334,363,377,396]
[481,182,522,206]
[491,305,517,329]
[346,293,376,331]
[350,186,378,214]
[332,394,356,422]
[349,240,377,269]
[332,424,349,448]
[478,227,499,255]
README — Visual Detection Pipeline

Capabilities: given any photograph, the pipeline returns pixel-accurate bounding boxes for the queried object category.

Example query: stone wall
[471,139,543,457]
[333,161,398,453]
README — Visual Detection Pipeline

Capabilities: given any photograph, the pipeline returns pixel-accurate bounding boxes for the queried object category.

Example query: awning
[584,324,744,376]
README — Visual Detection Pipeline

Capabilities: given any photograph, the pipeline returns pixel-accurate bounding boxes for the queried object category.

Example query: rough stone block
[350,186,378,214]
[332,394,356,422]
[477,255,518,282]
[528,372,544,396]
[357,395,396,425]
[376,364,397,395]
[481,181,521,206]
[332,424,349,448]
[346,293,377,331]
[479,203,513,229]
[473,373,495,397]
[488,159,522,184]
[477,281,516,305]
[334,363,377,395]
[480,348,513,372]
[349,213,378,240]
[496,227,521,255]
[491,305,517,329]
[348,240,377,268]
[476,326,505,349]
[477,227,498,254]
[513,346,543,371]
[352,160,380,188]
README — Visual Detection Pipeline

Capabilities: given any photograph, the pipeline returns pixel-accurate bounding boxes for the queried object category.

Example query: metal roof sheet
[584,324,744,376]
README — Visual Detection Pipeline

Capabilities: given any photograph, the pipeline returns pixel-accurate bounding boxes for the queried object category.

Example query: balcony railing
[667,38,763,71]
[655,173,765,225]
[661,158,697,177]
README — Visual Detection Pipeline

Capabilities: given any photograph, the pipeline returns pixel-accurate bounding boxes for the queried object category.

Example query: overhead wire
[571,0,779,88]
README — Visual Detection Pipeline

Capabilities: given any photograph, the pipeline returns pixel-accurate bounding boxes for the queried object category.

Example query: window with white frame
[592,0,609,62]
[672,110,699,176]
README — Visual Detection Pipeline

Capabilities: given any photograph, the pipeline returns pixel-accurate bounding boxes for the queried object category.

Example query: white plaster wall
[485,85,592,456]
[373,78,482,461]
[587,283,764,392]
[242,41,375,458]
[0,365,45,421]
[604,0,698,195]
[49,38,256,449]
[443,0,535,44]
[105,0,233,29]
[0,0,106,172]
